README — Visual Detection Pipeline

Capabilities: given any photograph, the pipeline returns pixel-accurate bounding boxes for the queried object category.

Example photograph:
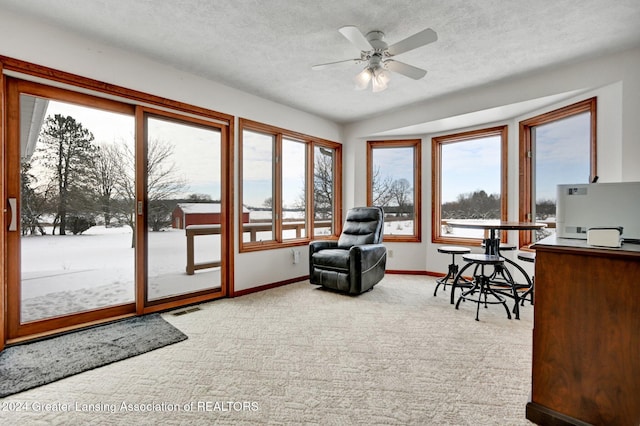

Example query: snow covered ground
[20,226,221,322]
[19,216,547,323]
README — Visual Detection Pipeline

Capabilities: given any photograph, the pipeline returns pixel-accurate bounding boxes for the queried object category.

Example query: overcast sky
[42,99,222,200]
[441,136,501,204]
[534,112,591,201]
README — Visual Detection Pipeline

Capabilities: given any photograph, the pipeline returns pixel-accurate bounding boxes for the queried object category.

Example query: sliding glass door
[5,80,137,338]
[4,78,229,340]
[144,113,224,303]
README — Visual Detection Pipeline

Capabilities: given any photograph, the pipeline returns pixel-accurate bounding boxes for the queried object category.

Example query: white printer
[555,181,640,244]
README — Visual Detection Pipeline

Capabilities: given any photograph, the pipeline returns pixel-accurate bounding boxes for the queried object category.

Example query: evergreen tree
[20,160,50,235]
[37,114,98,235]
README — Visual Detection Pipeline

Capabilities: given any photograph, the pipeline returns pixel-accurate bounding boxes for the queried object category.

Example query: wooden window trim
[0,61,5,352]
[366,139,422,243]
[518,97,597,248]
[432,126,508,246]
[239,118,342,252]
[0,55,233,125]
[313,139,343,240]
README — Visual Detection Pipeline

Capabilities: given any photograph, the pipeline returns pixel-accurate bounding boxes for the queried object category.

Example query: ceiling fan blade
[312,58,362,70]
[338,25,373,52]
[387,28,438,56]
[385,60,427,80]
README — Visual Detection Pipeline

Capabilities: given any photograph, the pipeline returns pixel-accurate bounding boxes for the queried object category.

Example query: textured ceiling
[2,0,640,124]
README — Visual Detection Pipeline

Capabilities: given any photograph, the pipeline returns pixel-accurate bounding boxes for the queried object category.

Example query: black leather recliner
[309,206,387,294]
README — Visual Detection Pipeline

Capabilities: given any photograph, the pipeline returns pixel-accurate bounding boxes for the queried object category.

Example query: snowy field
[20,226,221,322]
[19,216,551,323]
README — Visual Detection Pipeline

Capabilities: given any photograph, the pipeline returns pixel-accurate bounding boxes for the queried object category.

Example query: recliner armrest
[309,240,340,282]
[309,240,338,254]
[349,244,387,272]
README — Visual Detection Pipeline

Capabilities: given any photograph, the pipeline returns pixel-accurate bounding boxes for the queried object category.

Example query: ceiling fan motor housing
[365,31,388,52]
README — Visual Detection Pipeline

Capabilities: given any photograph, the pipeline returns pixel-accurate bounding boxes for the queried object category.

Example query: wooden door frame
[1,62,5,351]
[4,78,138,341]
[1,56,234,346]
[137,106,232,313]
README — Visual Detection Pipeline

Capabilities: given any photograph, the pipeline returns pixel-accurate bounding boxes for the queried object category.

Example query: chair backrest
[337,206,384,249]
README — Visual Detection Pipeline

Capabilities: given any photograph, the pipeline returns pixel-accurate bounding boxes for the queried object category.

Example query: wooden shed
[172,203,249,229]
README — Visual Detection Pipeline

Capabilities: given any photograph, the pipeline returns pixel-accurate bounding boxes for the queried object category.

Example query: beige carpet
[1,275,534,425]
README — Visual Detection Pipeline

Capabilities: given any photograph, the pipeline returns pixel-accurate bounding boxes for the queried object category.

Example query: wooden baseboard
[232,276,308,297]
[232,270,448,298]
[387,270,444,277]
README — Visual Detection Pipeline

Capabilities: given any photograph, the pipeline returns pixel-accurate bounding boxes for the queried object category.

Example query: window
[282,137,307,240]
[144,113,223,303]
[313,145,339,237]
[432,126,508,245]
[366,139,421,242]
[239,119,342,251]
[519,98,596,247]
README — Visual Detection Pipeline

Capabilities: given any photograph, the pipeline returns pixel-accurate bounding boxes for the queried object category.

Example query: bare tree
[96,141,136,245]
[389,178,413,216]
[291,147,334,225]
[146,141,186,203]
[99,138,186,247]
[146,141,187,231]
[93,143,122,226]
[313,147,333,219]
[371,165,394,207]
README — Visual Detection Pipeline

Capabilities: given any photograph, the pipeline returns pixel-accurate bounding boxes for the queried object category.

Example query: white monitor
[556,182,640,241]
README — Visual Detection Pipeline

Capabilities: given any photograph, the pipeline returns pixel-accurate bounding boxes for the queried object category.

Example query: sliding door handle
[8,198,17,231]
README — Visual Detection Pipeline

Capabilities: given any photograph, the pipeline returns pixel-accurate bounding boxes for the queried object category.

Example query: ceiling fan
[312,25,438,92]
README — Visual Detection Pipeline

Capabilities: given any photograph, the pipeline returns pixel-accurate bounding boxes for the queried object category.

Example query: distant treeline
[442,190,500,219]
[442,190,556,219]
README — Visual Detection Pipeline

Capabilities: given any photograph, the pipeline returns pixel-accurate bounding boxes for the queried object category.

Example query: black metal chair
[517,251,536,305]
[434,246,471,297]
[478,239,530,319]
[481,241,516,285]
[309,206,387,295]
[455,253,512,321]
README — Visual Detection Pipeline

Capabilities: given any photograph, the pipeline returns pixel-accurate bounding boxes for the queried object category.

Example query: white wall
[0,9,342,292]
[344,47,640,275]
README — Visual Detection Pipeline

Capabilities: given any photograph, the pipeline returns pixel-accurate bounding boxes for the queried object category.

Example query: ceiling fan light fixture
[371,78,387,92]
[373,67,390,91]
[354,65,390,92]
[314,25,437,93]
[354,67,372,90]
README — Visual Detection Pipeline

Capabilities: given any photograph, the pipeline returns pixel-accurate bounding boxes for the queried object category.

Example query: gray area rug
[0,313,187,397]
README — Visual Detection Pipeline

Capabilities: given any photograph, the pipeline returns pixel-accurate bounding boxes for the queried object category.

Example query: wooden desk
[527,236,640,426]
